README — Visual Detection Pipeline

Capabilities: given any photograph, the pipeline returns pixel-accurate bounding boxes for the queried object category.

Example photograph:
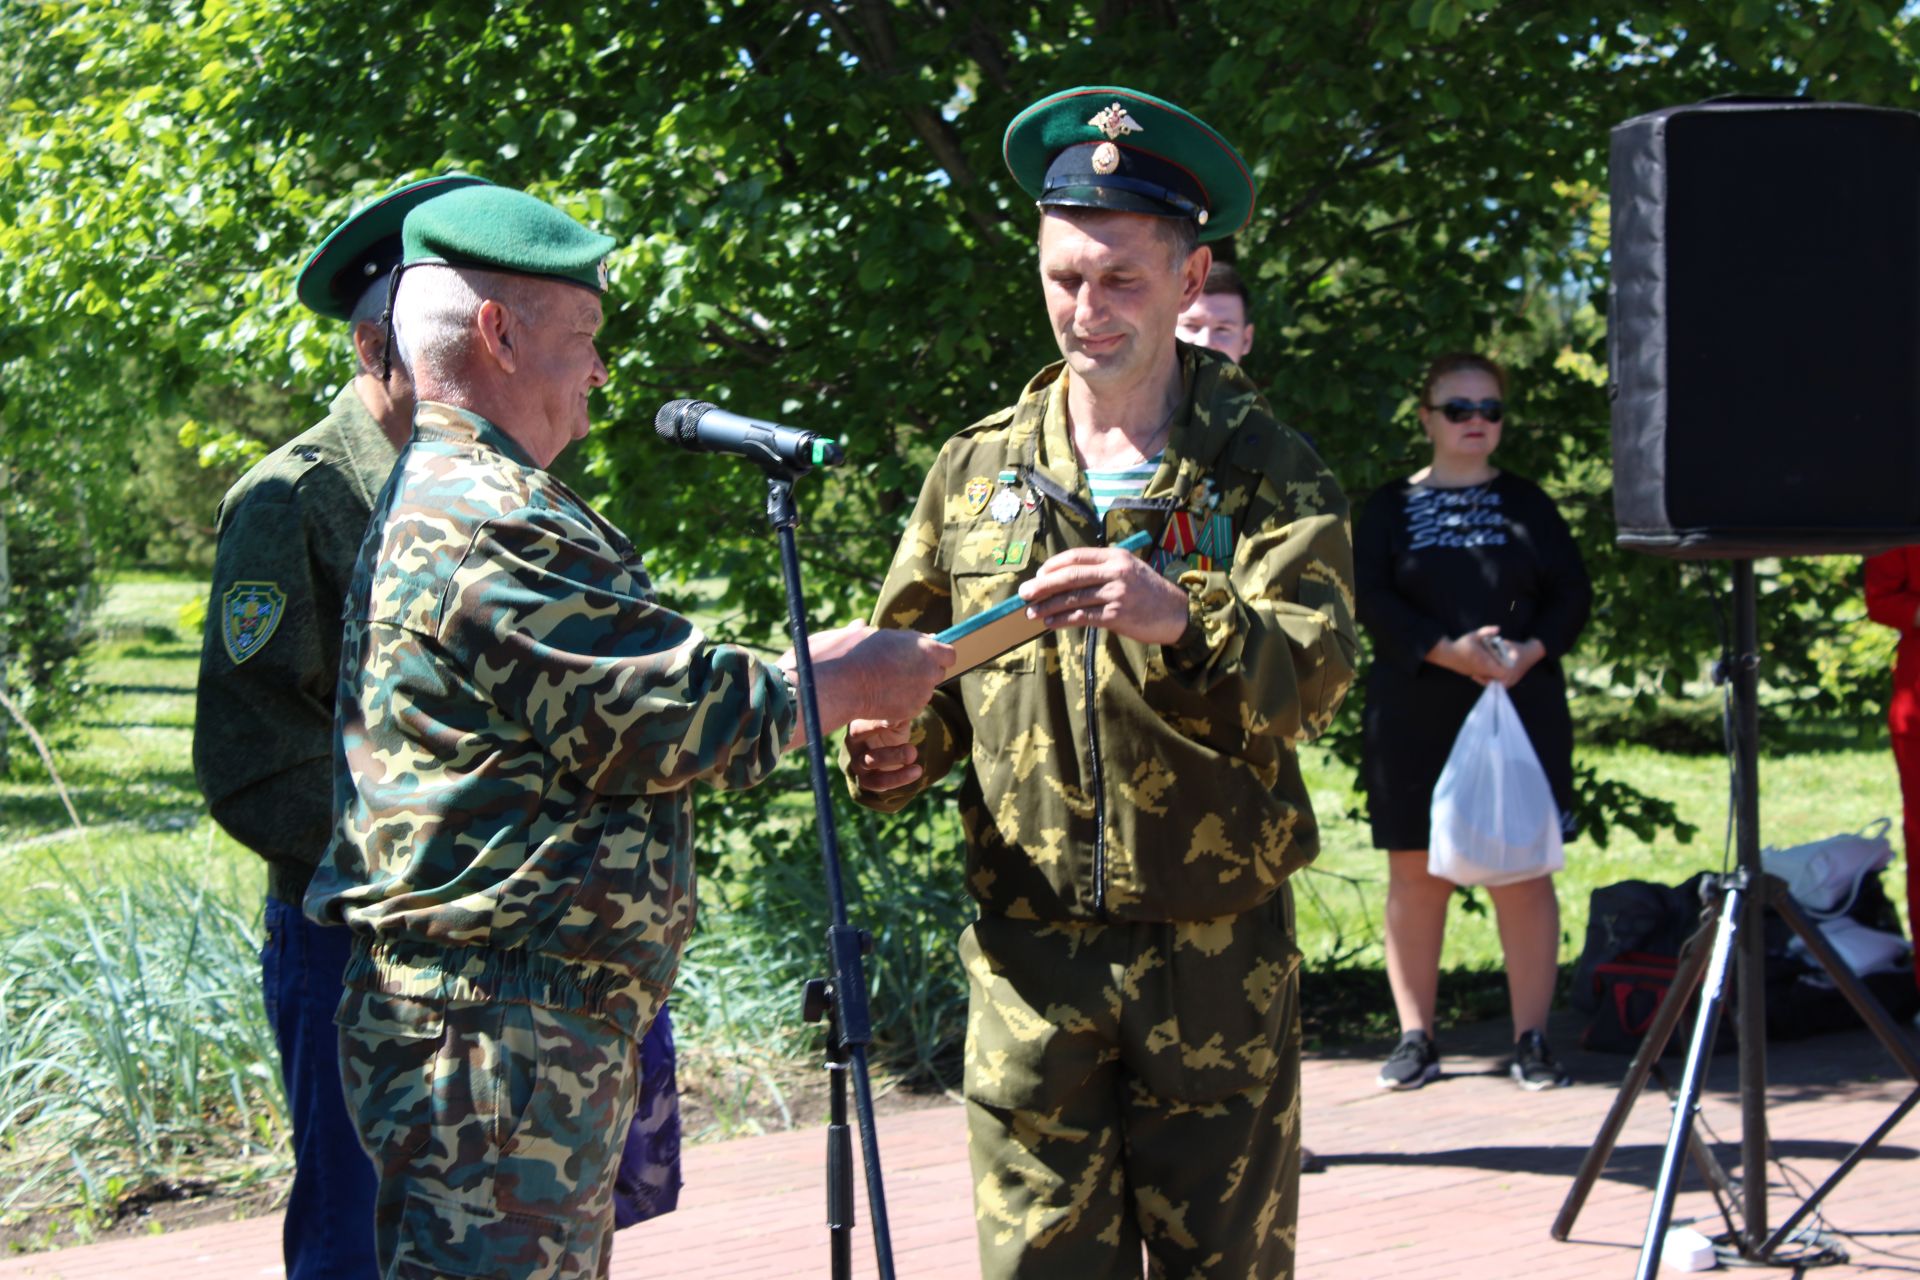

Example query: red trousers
[1889,735,1920,991]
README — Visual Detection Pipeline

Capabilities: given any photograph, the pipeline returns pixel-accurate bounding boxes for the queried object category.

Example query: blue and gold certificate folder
[935,531,1153,678]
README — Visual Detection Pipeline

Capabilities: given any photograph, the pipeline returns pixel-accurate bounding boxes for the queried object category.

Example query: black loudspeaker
[1610,99,1920,557]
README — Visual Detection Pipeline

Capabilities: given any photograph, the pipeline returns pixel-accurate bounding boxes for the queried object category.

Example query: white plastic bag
[1760,819,1894,919]
[1428,683,1565,886]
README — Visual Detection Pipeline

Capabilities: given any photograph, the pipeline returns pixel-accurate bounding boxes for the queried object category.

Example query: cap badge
[1087,103,1143,139]
[1092,142,1120,175]
[596,259,610,290]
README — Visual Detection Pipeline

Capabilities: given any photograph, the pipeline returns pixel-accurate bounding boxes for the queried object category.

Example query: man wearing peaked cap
[304,184,953,1277]
[846,87,1354,1278]
[193,171,482,1280]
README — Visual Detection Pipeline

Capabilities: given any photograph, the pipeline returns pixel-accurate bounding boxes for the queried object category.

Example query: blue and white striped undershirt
[1085,454,1163,519]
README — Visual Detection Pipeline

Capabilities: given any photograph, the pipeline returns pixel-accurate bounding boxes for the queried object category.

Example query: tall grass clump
[0,844,286,1235]
[673,785,974,1136]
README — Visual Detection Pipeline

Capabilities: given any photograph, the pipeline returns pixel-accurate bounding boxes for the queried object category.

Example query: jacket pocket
[335,987,449,1161]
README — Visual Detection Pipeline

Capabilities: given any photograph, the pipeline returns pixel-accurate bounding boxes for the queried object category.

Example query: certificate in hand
[935,531,1152,678]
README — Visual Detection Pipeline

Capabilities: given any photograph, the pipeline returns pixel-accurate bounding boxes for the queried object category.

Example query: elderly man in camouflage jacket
[305,184,951,1279]
[846,88,1357,1279]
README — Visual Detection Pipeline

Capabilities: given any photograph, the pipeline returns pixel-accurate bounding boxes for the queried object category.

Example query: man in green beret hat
[845,87,1356,1278]
[304,183,953,1277]
[193,171,482,1280]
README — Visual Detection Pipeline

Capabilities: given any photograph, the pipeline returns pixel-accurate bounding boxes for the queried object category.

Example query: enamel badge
[963,476,993,517]
[1087,103,1143,139]
[221,580,287,665]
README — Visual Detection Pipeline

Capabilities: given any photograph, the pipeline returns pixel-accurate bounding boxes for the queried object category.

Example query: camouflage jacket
[193,385,397,905]
[849,347,1356,924]
[304,402,797,1036]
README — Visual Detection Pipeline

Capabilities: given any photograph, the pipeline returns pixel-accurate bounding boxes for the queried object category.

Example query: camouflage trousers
[961,891,1302,1279]
[337,984,646,1279]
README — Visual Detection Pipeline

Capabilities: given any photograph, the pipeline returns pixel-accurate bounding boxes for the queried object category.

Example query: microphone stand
[759,458,897,1280]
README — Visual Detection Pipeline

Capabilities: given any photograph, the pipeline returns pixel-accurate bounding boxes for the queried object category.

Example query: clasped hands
[1426,624,1545,689]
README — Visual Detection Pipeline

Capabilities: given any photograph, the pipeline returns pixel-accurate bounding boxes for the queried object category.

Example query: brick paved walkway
[4,1012,1915,1278]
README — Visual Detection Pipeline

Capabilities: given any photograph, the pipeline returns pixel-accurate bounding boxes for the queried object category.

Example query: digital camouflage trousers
[962,892,1303,1279]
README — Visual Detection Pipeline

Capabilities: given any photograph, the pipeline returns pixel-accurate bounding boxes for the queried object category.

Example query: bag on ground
[1760,819,1894,919]
[1427,682,1565,886]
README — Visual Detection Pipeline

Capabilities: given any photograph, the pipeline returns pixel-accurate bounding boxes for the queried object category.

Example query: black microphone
[653,399,845,470]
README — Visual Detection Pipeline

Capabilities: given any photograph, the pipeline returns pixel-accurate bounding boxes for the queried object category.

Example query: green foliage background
[2,0,1916,924]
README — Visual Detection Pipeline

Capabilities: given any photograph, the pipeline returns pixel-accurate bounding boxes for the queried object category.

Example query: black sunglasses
[1429,398,1504,424]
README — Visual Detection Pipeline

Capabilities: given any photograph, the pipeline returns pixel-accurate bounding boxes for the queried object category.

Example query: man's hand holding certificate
[848,531,1164,793]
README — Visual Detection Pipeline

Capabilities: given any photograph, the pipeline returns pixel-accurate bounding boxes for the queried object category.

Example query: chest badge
[988,470,1024,524]
[221,580,287,665]
[963,476,993,517]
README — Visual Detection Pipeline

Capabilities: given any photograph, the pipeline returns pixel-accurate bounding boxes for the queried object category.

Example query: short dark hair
[1202,262,1252,311]
[1420,351,1508,405]
[1037,206,1200,270]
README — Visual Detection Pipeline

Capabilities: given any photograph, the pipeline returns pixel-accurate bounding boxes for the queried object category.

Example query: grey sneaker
[1510,1029,1571,1091]
[1377,1030,1441,1090]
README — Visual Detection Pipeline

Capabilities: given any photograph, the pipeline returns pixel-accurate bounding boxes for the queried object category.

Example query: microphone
[654,399,845,470]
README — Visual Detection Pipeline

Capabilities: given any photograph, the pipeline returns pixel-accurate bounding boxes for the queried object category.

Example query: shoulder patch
[221,580,287,665]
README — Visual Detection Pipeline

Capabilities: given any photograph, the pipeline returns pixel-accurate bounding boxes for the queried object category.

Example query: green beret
[295,174,490,321]
[1003,86,1254,244]
[401,186,616,294]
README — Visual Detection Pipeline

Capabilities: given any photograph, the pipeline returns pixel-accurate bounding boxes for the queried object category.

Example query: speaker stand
[1549,559,1920,1271]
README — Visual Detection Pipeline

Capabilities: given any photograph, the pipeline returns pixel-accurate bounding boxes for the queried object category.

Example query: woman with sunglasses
[1355,352,1592,1093]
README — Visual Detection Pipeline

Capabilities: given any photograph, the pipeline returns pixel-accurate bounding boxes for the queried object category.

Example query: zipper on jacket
[1084,612,1107,916]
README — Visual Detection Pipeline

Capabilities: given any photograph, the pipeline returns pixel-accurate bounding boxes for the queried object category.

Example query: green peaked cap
[1003,86,1254,244]
[401,185,616,293]
[295,173,491,321]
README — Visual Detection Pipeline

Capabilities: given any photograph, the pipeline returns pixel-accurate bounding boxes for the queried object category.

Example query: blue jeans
[263,896,379,1279]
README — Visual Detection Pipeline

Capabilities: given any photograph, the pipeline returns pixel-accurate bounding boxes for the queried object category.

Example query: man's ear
[349,321,385,375]
[476,298,516,373]
[1242,323,1255,359]
[1179,244,1212,310]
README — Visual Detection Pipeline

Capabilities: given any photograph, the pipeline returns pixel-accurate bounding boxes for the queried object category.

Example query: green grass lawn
[1295,738,1908,985]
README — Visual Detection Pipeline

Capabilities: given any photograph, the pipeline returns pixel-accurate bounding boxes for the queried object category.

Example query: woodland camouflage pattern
[338,986,634,1277]
[849,346,1354,1278]
[306,400,796,1273]
[849,346,1356,924]
[962,899,1303,1276]
[307,400,797,1034]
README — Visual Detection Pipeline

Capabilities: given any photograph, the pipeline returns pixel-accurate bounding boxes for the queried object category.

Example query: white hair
[392,265,489,395]
[392,264,551,395]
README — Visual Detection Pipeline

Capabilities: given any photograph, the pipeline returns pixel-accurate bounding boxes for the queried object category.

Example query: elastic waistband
[343,936,658,1041]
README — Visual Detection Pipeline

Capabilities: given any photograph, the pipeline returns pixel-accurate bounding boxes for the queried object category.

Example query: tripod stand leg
[1635,879,1745,1280]
[1767,881,1920,1080]
[1752,877,1920,1256]
[1682,1124,1743,1238]
[1761,1085,1920,1256]
[1552,896,1721,1240]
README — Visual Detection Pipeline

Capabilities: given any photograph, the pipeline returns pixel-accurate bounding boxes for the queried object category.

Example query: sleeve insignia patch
[221,580,287,665]
[962,476,994,517]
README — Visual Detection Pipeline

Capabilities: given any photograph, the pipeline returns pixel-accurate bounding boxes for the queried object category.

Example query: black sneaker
[1376,1030,1441,1090]
[1510,1029,1571,1091]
